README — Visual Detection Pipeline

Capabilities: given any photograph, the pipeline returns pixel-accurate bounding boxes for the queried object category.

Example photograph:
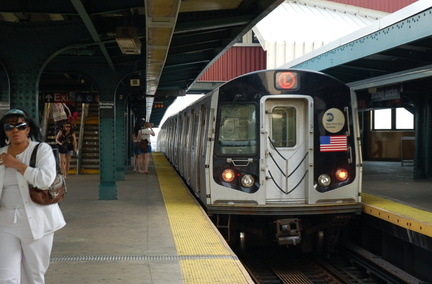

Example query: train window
[271,107,296,147]
[216,104,257,155]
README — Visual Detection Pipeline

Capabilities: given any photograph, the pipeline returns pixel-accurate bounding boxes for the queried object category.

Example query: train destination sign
[275,71,299,90]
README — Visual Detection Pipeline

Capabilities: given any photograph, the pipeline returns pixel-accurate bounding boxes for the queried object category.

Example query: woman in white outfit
[0,109,66,284]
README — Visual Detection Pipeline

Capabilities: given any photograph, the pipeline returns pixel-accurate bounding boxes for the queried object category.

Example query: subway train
[157,69,362,250]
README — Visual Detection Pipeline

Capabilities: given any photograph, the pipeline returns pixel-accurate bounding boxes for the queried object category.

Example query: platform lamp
[115,26,142,55]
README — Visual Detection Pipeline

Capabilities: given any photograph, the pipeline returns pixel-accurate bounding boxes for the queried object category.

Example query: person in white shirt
[48,103,71,134]
[0,109,66,283]
[138,122,155,174]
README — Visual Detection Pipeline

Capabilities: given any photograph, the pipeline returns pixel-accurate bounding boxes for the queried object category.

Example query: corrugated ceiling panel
[329,0,417,13]
[198,46,266,82]
[253,1,390,68]
[254,1,383,43]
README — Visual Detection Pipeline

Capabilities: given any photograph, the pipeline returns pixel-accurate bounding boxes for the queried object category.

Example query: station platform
[46,153,253,284]
[362,161,432,238]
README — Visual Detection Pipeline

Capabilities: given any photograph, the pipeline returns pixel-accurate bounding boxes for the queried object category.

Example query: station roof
[0,0,282,125]
[253,0,386,44]
[280,0,432,92]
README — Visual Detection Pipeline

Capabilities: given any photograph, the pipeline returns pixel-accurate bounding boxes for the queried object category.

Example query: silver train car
[158,69,362,248]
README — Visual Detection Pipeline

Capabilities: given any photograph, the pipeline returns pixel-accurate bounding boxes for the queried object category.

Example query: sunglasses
[4,122,28,132]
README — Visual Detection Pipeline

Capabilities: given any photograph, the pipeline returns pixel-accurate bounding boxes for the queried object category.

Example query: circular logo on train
[322,108,345,133]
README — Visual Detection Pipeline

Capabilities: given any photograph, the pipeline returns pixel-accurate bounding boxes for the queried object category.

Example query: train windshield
[216,103,257,155]
[271,107,296,147]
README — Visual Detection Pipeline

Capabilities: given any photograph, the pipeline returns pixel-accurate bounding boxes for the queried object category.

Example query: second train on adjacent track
[157,69,362,250]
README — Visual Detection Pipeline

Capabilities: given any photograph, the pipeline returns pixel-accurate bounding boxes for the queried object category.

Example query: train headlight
[241,174,254,188]
[318,174,331,187]
[335,168,348,181]
[222,169,235,182]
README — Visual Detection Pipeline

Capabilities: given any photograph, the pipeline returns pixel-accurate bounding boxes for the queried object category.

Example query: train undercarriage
[213,213,354,253]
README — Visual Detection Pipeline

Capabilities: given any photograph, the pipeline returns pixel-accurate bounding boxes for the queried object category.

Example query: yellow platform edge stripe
[153,153,254,284]
[362,193,432,238]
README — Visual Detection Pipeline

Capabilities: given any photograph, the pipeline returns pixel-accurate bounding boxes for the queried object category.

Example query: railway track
[238,241,427,284]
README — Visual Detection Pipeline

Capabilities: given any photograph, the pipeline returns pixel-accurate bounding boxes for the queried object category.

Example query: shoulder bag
[28,143,67,205]
[138,139,149,152]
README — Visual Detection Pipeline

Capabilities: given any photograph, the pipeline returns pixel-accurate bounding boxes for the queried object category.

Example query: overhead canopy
[280,1,432,88]
[253,0,387,68]
[0,0,283,126]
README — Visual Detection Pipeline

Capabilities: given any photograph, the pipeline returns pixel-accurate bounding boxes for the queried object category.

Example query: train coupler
[275,218,302,246]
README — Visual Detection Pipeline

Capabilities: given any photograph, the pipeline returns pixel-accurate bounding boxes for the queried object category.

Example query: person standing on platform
[55,122,77,179]
[0,108,66,283]
[132,122,144,172]
[48,103,71,134]
[139,122,155,174]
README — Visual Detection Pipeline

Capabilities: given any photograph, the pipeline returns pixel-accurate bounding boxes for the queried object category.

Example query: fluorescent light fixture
[116,27,141,55]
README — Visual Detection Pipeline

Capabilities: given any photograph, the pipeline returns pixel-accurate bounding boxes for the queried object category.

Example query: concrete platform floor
[46,168,183,284]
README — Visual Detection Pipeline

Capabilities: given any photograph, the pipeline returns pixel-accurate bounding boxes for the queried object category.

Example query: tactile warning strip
[51,255,237,262]
[362,193,432,237]
[153,153,253,283]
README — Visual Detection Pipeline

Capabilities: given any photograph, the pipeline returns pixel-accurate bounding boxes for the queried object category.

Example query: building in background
[196,0,417,83]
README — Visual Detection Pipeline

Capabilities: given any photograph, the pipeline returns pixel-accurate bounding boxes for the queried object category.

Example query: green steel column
[115,96,127,181]
[78,67,132,200]
[414,96,432,179]
[0,62,9,101]
[0,62,9,115]
[99,104,117,200]
[9,67,39,118]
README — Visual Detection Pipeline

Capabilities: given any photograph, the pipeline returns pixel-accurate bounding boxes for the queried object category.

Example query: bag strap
[29,143,41,168]
[29,143,61,173]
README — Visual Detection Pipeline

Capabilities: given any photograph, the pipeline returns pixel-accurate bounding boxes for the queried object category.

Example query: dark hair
[0,109,43,147]
[133,122,141,137]
[62,122,75,135]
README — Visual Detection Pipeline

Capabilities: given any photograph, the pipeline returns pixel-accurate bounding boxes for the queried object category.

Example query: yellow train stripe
[362,193,432,238]
[153,153,253,283]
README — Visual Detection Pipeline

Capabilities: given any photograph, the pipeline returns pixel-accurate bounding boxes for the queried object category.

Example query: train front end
[206,70,362,245]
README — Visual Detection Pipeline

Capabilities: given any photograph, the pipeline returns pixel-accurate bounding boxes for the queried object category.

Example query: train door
[262,96,313,204]
[196,105,207,197]
[189,108,200,189]
[183,112,191,183]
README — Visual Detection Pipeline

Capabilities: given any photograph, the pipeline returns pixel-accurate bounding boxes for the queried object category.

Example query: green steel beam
[70,0,116,71]
[287,3,432,76]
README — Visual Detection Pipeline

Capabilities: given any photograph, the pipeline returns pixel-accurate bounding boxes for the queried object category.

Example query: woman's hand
[0,152,26,173]
[0,152,15,166]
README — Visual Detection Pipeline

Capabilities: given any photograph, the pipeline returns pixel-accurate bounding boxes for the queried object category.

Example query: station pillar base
[99,182,117,200]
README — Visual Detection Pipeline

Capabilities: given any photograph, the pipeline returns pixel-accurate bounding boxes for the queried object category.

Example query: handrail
[41,103,51,141]
[76,103,88,174]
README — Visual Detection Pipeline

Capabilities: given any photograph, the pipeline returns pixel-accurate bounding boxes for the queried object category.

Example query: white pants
[0,208,54,284]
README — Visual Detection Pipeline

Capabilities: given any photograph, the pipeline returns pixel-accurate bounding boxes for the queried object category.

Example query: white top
[0,141,66,240]
[139,128,154,142]
[51,103,69,122]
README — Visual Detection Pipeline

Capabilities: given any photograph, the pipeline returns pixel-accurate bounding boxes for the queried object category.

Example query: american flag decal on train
[320,135,347,152]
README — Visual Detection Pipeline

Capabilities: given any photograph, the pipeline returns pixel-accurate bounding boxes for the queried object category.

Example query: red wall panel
[198,46,266,82]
